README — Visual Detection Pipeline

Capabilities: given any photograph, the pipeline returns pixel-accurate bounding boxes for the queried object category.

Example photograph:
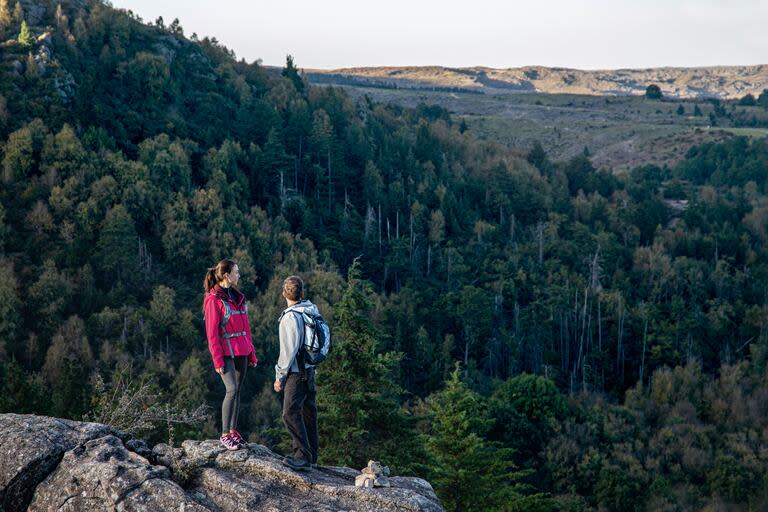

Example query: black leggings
[220,356,248,433]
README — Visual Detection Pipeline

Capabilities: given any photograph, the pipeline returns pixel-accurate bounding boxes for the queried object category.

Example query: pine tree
[317,258,425,473]
[282,54,305,93]
[0,0,12,32]
[18,19,32,47]
[423,366,546,512]
[0,259,21,354]
[96,204,140,288]
[12,0,21,23]
[24,51,38,80]
[645,84,663,100]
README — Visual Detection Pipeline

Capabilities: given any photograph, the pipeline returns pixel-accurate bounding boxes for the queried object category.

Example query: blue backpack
[283,307,332,366]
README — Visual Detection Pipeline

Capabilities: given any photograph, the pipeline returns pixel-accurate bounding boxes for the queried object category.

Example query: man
[274,275,319,471]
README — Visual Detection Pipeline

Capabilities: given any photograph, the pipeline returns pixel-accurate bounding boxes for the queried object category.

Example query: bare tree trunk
[576,287,589,391]
[409,211,415,264]
[598,297,604,390]
[344,189,350,218]
[536,221,544,265]
[327,149,332,213]
[617,299,626,386]
[296,136,302,189]
[583,293,592,393]
[640,312,649,387]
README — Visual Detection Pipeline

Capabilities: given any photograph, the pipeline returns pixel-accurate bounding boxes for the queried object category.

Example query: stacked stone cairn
[355,460,392,488]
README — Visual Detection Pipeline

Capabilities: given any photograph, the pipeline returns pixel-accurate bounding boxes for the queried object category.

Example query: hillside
[305,64,768,99]
[3,1,768,510]
[304,68,768,170]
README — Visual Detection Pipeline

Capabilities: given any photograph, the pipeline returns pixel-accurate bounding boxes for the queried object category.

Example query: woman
[203,259,258,450]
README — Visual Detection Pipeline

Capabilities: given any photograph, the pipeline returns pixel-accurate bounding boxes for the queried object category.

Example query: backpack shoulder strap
[283,308,308,379]
[220,298,232,327]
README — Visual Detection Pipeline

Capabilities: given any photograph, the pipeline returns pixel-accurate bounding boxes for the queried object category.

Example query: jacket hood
[283,299,319,317]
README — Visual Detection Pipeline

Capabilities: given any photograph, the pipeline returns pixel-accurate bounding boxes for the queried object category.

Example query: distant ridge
[302,64,768,99]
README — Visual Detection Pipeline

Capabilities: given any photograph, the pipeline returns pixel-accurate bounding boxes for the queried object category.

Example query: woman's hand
[273,379,283,393]
[215,367,224,375]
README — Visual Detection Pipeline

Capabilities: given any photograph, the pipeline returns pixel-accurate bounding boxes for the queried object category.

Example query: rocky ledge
[0,414,443,512]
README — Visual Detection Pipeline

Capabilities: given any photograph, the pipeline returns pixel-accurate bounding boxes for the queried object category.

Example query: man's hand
[273,379,283,393]
[215,367,224,375]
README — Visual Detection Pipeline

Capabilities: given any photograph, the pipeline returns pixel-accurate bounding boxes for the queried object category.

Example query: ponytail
[203,267,219,293]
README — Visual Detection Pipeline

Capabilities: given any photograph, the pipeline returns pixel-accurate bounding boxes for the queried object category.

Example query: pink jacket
[204,285,258,369]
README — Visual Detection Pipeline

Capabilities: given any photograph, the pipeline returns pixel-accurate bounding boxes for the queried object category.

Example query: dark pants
[220,356,248,433]
[282,369,318,463]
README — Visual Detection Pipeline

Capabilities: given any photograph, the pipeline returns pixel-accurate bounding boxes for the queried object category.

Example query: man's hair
[282,275,304,301]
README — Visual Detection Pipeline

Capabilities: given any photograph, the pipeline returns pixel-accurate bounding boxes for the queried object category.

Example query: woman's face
[224,264,240,287]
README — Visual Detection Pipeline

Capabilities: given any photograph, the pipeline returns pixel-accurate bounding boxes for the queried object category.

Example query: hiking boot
[220,433,240,451]
[283,456,310,471]
[230,429,248,448]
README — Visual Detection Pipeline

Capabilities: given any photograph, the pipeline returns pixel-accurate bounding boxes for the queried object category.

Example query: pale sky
[110,0,766,70]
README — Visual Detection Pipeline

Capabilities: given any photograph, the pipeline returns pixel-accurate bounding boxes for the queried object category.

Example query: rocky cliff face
[0,414,443,512]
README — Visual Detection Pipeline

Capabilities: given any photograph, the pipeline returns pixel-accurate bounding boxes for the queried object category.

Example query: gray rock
[125,437,153,460]
[0,414,444,511]
[355,474,372,486]
[27,435,207,512]
[52,71,77,102]
[0,414,111,512]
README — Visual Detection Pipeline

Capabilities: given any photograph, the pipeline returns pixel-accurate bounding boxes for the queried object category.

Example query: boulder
[0,414,111,512]
[27,435,207,512]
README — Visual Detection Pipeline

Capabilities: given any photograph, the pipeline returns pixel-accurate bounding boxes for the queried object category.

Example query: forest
[2,1,768,510]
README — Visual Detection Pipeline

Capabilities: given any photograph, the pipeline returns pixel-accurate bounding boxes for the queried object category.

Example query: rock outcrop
[0,414,443,512]
[305,64,768,99]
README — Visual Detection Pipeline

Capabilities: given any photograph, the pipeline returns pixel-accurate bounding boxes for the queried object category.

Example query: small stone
[363,477,375,488]
[366,460,385,475]
[354,474,369,487]
[374,476,391,488]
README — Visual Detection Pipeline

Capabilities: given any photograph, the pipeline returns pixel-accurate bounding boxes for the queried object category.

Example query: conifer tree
[12,0,22,23]
[24,51,38,80]
[18,19,32,47]
[282,54,305,93]
[0,259,21,352]
[423,366,547,512]
[317,258,424,473]
[96,204,140,288]
[0,0,11,32]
